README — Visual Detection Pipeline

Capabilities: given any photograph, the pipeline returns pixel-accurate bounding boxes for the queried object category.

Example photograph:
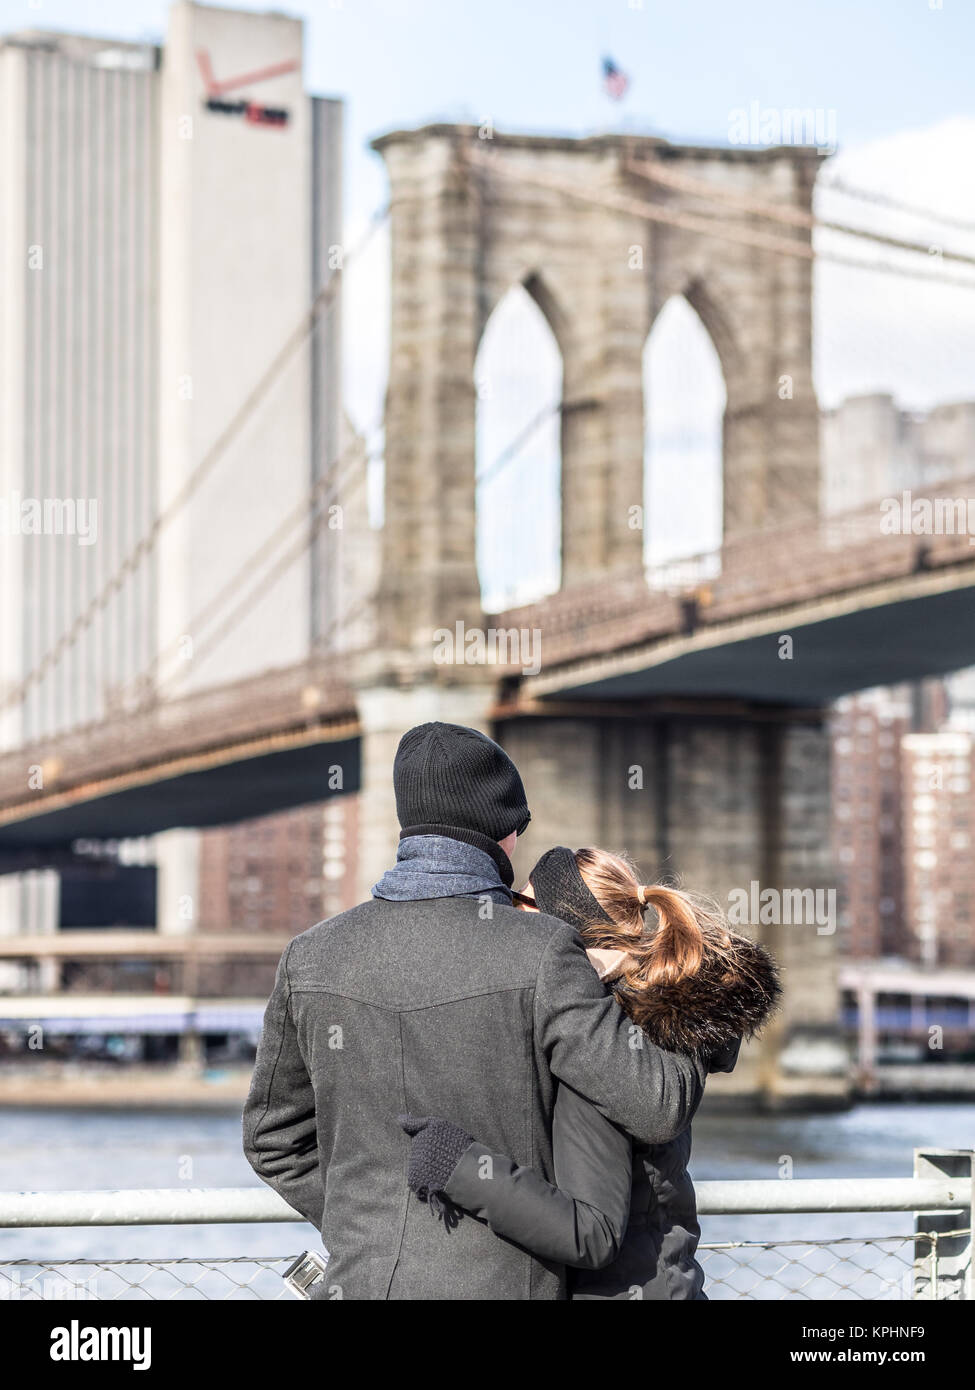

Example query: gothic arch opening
[643,295,727,581]
[475,283,562,610]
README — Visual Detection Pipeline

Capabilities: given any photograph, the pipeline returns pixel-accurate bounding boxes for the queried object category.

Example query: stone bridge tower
[358,125,845,1109]
[371,124,822,653]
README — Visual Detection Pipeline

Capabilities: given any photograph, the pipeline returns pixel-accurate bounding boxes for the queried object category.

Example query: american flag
[603,56,629,101]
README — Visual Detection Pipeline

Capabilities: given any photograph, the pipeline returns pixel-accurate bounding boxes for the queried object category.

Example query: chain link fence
[701,1232,938,1300]
[2,1158,969,1300]
[0,1229,967,1300]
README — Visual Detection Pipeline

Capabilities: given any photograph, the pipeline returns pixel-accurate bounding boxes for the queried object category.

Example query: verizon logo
[196,50,297,128]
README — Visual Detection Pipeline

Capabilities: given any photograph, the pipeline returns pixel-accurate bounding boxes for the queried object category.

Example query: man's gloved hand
[397,1114,474,1212]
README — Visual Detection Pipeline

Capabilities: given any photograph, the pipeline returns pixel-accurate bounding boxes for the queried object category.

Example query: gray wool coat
[242,895,706,1300]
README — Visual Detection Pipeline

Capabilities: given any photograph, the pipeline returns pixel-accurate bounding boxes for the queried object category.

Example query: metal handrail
[0,1175,969,1228]
[695,1177,968,1214]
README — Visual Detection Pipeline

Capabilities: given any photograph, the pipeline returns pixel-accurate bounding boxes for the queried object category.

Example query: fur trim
[613,936,782,1054]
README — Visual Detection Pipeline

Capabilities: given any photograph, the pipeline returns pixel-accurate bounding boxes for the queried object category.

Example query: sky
[11,0,975,602]
[16,0,975,153]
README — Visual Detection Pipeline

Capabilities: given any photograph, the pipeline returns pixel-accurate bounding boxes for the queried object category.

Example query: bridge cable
[0,204,390,717]
[467,152,975,291]
[148,437,381,696]
[818,175,975,237]
[475,399,562,489]
[626,158,975,270]
[159,384,566,690]
[152,385,572,693]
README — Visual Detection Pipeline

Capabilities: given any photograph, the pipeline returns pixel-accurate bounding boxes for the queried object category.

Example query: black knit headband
[528,846,614,932]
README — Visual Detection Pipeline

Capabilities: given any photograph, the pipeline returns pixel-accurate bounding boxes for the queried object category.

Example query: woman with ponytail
[398,846,780,1300]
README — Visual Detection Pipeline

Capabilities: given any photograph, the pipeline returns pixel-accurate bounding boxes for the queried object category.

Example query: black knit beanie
[529,846,614,932]
[393,723,530,882]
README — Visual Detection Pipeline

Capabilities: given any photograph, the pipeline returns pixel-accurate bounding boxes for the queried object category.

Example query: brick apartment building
[902,729,975,969]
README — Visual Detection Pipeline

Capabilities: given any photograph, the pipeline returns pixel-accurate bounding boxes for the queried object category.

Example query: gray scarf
[372,835,512,905]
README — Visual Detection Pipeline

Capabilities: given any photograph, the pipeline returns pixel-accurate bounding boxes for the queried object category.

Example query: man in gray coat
[243,721,704,1300]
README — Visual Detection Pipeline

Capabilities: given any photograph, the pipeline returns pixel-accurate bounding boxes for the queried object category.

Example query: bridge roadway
[503,491,975,701]
[2,481,975,860]
[0,660,360,858]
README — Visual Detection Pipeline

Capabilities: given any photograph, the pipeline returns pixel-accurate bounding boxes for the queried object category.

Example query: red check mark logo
[196,49,299,97]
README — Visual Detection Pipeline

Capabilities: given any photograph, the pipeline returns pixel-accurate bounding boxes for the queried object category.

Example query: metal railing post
[913,1149,974,1299]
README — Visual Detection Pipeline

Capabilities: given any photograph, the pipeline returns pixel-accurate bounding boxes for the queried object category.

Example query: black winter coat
[442,940,779,1300]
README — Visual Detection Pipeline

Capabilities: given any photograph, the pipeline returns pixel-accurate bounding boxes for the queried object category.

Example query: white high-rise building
[0,3,342,959]
[821,392,975,515]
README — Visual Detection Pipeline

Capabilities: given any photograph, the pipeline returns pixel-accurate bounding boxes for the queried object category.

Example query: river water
[1,1102,972,1297]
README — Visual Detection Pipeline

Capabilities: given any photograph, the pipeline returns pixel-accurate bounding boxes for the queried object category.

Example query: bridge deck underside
[536,586,975,704]
[2,579,975,857]
[0,737,361,853]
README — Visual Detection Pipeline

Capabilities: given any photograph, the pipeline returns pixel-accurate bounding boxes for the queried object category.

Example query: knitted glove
[398,1114,474,1214]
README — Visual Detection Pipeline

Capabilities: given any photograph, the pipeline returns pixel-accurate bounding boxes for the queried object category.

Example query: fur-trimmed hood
[611,935,782,1055]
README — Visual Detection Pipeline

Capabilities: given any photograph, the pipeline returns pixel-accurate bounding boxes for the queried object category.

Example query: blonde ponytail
[639,885,706,986]
[572,847,735,1032]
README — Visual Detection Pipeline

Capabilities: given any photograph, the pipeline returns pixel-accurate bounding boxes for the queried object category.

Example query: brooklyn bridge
[3,121,975,1107]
